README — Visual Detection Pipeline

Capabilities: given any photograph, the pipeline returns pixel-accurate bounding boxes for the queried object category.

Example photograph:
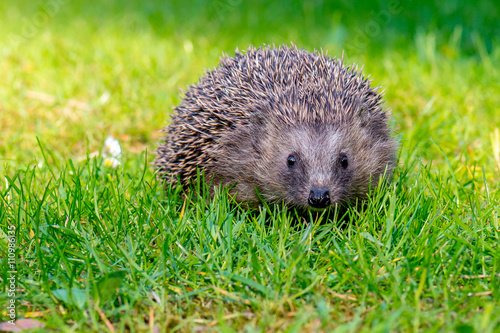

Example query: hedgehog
[155,44,397,211]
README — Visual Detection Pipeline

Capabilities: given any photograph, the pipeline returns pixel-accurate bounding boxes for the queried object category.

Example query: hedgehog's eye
[340,155,348,169]
[287,155,296,167]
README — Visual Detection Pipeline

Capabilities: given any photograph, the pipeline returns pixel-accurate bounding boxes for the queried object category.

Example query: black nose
[308,189,331,208]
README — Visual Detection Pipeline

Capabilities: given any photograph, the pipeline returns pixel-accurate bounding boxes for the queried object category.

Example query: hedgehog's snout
[308,189,331,208]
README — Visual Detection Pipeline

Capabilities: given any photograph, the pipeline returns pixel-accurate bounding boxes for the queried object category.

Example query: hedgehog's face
[257,121,396,210]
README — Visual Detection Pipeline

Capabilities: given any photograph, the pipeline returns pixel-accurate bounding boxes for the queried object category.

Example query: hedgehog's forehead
[277,123,343,150]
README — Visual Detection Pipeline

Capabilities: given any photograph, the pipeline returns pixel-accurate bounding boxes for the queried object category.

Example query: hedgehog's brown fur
[155,44,397,210]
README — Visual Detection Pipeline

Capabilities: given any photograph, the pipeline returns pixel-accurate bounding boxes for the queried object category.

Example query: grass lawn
[1,0,500,331]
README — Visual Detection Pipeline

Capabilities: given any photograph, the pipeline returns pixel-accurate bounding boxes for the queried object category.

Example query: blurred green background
[0,0,499,178]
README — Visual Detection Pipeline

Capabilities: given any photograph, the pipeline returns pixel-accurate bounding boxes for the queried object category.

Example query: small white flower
[103,157,121,168]
[102,135,122,168]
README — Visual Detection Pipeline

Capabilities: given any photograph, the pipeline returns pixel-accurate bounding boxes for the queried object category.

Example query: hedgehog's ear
[250,112,267,127]
[355,102,371,126]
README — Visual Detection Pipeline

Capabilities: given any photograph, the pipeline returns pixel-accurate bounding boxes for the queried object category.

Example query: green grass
[1,0,500,332]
